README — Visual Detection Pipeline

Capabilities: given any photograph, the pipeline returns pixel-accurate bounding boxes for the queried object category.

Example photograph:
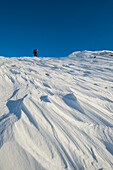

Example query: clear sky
[0,0,113,57]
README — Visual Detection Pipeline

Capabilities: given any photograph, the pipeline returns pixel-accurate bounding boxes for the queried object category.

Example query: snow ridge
[0,51,113,170]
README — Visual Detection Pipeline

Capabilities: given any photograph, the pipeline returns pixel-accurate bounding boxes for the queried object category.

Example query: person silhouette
[33,49,38,57]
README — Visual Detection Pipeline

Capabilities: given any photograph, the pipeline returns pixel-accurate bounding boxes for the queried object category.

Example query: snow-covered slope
[0,51,113,170]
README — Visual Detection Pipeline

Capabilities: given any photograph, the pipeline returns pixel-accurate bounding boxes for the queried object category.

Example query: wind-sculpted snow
[0,51,113,170]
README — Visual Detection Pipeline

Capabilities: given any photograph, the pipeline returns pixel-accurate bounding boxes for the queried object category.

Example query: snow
[0,50,113,170]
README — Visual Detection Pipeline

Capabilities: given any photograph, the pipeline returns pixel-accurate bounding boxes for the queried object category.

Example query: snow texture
[0,50,113,170]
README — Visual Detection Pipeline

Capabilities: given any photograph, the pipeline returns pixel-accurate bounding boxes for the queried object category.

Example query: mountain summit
[0,51,113,170]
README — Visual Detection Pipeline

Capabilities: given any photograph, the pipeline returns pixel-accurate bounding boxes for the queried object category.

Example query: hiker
[33,49,38,57]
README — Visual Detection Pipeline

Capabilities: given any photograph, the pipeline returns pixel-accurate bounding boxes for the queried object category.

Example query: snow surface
[0,50,113,170]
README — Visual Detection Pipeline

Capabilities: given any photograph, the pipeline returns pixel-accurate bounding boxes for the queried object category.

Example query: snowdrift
[0,51,113,170]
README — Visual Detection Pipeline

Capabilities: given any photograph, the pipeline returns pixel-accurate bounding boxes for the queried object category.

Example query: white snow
[0,50,113,170]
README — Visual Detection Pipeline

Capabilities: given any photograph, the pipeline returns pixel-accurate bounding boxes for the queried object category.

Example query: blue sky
[0,0,113,57]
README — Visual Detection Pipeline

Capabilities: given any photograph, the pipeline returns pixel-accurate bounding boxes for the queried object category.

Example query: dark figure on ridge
[33,49,38,57]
